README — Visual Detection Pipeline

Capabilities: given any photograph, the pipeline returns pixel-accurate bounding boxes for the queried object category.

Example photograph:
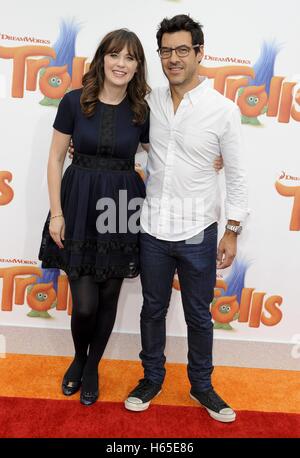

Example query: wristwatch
[225,223,242,235]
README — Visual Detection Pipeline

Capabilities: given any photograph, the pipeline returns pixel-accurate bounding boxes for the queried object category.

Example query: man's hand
[216,231,237,269]
[135,162,146,181]
[68,138,75,159]
[214,155,223,173]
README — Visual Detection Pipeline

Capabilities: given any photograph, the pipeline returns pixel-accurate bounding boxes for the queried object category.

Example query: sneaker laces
[204,389,228,410]
[131,378,159,397]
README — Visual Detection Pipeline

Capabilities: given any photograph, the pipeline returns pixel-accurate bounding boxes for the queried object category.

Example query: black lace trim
[63,238,139,254]
[41,256,140,281]
[39,230,139,255]
[97,105,115,156]
[72,151,134,171]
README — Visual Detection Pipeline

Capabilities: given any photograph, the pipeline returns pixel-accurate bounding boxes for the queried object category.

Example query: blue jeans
[139,222,217,391]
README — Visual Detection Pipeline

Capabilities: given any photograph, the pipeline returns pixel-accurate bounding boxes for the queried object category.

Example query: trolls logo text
[173,268,283,330]
[0,43,299,124]
[0,172,14,206]
[0,266,73,317]
[211,279,283,329]
[275,174,300,231]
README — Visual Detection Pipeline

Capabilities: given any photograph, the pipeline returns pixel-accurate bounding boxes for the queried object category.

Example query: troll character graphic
[39,18,81,107]
[238,41,281,126]
[172,258,250,330]
[211,294,239,330]
[26,268,60,318]
[211,258,250,330]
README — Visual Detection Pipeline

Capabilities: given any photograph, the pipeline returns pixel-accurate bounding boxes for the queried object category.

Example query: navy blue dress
[39,89,148,282]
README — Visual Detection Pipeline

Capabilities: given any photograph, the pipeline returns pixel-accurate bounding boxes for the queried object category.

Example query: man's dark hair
[156,14,204,50]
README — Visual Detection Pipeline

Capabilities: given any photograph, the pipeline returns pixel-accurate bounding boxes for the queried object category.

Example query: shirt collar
[167,76,209,106]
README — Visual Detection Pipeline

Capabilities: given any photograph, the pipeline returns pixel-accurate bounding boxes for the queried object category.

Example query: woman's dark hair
[156,14,204,50]
[80,29,150,124]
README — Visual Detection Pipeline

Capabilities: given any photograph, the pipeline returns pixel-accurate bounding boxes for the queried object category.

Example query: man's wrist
[225,228,238,237]
[225,220,242,235]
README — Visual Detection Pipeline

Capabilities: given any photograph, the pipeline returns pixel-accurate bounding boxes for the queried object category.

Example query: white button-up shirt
[140,77,248,241]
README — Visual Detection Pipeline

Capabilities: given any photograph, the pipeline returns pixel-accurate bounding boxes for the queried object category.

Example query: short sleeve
[140,111,150,144]
[53,92,74,135]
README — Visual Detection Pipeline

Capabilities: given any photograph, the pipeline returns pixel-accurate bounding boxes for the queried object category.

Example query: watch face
[226,224,242,234]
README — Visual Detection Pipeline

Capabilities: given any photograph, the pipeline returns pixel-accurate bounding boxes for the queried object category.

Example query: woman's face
[103,45,138,89]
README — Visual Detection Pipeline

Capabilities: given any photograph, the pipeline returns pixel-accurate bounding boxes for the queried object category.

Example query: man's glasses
[157,44,201,59]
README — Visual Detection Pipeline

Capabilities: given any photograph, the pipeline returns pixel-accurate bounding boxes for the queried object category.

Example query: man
[124,14,248,423]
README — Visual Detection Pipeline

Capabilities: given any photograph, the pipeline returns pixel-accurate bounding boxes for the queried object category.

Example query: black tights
[64,275,123,392]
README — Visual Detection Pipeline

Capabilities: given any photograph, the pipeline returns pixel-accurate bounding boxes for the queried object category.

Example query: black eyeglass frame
[157,44,202,59]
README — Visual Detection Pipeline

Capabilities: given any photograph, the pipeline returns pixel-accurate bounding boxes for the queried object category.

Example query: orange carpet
[0,354,299,437]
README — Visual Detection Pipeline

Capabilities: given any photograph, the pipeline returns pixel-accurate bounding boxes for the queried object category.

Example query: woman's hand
[49,216,65,249]
[214,155,224,173]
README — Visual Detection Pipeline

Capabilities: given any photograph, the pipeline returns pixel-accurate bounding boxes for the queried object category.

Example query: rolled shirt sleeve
[220,105,249,222]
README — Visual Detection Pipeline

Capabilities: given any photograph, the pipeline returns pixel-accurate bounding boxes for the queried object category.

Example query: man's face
[159,30,203,87]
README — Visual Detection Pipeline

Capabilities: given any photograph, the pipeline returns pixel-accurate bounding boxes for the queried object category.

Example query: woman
[39,29,150,406]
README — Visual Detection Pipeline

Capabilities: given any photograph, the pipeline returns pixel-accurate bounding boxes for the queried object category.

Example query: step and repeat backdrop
[0,0,299,346]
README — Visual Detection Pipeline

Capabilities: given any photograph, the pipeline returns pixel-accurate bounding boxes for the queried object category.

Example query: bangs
[104,31,141,60]
[81,28,150,123]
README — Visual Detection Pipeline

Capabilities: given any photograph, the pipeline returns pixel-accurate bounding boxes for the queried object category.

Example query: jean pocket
[203,222,218,245]
[204,222,218,235]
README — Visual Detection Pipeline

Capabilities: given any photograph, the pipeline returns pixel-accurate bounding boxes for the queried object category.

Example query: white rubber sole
[124,390,162,412]
[190,393,236,423]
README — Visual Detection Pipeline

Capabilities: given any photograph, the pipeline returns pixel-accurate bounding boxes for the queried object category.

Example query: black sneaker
[125,378,162,411]
[190,387,236,423]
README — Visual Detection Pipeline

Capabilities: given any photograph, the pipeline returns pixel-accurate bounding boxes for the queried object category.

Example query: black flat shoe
[62,379,82,396]
[80,389,99,406]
